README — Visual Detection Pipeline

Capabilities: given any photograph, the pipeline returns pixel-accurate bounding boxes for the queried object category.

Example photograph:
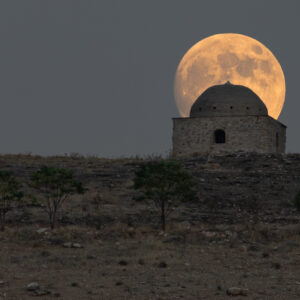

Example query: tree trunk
[161,198,166,231]
[50,220,55,230]
[49,210,56,230]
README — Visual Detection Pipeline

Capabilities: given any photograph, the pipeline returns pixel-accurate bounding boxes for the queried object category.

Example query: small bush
[133,160,197,231]
[30,166,86,229]
[0,171,23,231]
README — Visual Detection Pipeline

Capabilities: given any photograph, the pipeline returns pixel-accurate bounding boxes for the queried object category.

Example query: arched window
[214,129,225,144]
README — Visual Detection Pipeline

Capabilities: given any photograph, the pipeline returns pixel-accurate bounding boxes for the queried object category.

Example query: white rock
[27,282,39,291]
[63,242,72,248]
[202,231,216,238]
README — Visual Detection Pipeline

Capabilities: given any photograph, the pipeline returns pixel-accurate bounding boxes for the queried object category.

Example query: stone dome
[189,82,268,117]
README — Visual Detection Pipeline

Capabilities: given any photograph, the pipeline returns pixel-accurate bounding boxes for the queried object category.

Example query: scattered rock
[240,245,247,252]
[27,282,39,291]
[0,280,6,286]
[158,231,168,237]
[202,231,216,238]
[36,228,48,234]
[63,242,72,248]
[32,290,51,296]
[86,254,96,260]
[63,242,83,248]
[226,287,248,296]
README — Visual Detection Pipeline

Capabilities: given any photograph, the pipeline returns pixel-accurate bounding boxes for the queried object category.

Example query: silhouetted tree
[133,160,197,231]
[0,171,23,231]
[31,166,85,229]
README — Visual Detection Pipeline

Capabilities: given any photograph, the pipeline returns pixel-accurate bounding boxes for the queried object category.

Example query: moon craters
[252,45,263,55]
[174,33,285,119]
[217,52,239,69]
[236,57,257,78]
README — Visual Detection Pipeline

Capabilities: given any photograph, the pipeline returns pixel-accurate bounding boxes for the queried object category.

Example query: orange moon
[174,33,285,119]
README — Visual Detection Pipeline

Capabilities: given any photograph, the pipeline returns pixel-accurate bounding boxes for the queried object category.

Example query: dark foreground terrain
[1,153,300,299]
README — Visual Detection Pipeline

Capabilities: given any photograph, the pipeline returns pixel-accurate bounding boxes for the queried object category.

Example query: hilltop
[0,153,300,299]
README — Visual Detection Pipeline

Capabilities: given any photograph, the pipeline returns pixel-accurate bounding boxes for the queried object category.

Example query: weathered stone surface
[172,115,285,156]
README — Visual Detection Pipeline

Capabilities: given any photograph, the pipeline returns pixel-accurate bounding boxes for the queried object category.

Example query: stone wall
[172,115,286,157]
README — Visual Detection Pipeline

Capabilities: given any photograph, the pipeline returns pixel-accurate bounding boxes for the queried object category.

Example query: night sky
[0,1,298,157]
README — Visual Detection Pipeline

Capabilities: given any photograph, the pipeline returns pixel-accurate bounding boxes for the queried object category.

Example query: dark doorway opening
[214,129,226,144]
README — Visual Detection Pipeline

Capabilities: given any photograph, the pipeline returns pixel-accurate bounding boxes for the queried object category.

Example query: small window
[276,132,279,148]
[213,106,216,110]
[214,129,225,144]
[230,106,233,109]
[246,107,250,110]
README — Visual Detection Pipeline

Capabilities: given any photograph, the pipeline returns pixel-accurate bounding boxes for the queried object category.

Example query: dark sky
[0,1,299,157]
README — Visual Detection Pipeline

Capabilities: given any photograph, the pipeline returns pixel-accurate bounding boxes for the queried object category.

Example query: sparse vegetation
[0,153,300,298]
[133,160,197,231]
[0,171,23,231]
[30,166,85,229]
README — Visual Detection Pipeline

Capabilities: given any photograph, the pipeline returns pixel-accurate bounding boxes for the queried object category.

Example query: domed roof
[189,82,268,117]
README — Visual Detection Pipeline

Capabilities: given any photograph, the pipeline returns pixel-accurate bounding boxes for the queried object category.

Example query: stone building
[172,82,286,157]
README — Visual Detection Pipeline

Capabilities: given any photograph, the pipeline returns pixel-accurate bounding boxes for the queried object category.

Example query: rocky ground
[0,153,300,299]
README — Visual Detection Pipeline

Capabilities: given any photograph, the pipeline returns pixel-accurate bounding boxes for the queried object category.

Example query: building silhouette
[172,82,286,156]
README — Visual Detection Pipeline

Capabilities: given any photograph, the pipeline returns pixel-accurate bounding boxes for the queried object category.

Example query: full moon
[174,33,285,119]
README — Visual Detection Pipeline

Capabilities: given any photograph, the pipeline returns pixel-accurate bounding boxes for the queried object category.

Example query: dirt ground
[1,154,300,299]
[1,220,300,299]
